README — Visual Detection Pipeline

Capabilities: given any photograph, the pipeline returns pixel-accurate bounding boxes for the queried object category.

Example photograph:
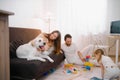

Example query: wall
[0,0,47,31]
[107,0,120,55]
[0,0,120,30]
[107,0,120,22]
[0,0,120,55]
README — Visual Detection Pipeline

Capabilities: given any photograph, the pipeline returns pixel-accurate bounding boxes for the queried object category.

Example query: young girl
[94,49,120,80]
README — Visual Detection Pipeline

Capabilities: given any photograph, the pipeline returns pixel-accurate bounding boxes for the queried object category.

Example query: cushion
[10,40,23,58]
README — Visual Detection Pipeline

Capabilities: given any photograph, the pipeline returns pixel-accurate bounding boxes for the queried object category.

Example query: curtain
[54,0,108,50]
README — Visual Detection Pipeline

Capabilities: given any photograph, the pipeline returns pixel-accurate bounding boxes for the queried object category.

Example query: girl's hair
[45,30,61,54]
[94,49,104,62]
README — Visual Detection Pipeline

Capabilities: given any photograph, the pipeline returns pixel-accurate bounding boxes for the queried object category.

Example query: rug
[41,64,102,80]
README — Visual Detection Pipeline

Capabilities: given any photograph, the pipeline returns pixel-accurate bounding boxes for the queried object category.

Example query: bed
[9,27,65,80]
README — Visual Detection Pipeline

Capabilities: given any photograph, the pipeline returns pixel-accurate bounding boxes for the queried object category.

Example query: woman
[43,30,61,54]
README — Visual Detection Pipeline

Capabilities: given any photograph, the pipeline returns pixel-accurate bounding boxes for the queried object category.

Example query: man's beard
[66,43,71,46]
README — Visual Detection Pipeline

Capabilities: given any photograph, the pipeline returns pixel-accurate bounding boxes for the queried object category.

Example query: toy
[64,63,78,74]
[90,77,102,80]
[43,68,56,76]
[84,55,94,70]
[86,55,90,62]
[49,68,55,73]
[64,63,74,68]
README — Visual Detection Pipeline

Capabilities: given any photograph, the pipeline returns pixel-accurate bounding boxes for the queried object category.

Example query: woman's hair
[44,30,61,54]
[51,30,61,54]
[94,49,104,62]
[64,34,72,41]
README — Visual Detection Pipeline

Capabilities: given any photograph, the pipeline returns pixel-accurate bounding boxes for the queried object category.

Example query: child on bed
[92,49,120,80]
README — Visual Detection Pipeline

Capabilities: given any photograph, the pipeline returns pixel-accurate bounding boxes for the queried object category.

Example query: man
[61,34,85,65]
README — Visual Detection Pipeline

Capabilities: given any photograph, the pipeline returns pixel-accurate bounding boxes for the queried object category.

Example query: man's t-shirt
[61,43,83,65]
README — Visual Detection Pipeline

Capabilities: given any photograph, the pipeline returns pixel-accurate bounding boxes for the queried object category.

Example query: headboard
[9,27,41,58]
[9,27,41,44]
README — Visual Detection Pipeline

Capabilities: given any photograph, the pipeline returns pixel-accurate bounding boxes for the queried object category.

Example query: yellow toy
[84,62,93,67]
[64,63,78,74]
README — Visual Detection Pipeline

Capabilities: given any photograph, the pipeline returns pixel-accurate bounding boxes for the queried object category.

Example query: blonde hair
[94,49,104,63]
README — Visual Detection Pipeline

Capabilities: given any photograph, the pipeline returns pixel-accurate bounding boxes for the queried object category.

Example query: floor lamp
[48,17,51,33]
[46,12,53,33]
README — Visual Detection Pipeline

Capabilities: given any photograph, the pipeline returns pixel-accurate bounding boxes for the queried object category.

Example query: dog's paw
[50,59,54,63]
[40,58,46,62]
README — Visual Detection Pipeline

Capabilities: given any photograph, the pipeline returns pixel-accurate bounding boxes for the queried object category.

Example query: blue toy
[43,72,49,76]
[85,66,91,70]
[66,70,72,73]
[90,77,102,80]
[49,68,55,73]
[43,68,56,76]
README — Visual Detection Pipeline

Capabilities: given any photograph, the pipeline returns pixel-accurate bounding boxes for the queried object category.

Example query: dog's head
[31,36,48,50]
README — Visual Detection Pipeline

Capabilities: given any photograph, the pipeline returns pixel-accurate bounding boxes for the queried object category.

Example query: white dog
[16,34,54,63]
